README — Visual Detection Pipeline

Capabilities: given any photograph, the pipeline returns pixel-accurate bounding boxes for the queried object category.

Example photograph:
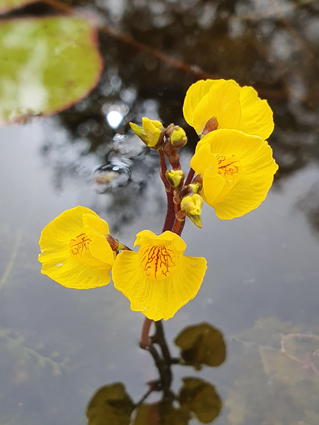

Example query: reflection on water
[1,0,319,424]
[87,321,224,425]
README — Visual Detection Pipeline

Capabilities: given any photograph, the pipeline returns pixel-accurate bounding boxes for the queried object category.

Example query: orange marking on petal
[216,154,241,181]
[69,232,92,257]
[139,245,177,280]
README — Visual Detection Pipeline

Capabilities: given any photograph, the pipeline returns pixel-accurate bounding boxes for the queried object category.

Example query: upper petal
[237,86,274,139]
[82,213,114,265]
[192,79,241,135]
[191,142,218,176]
[183,79,217,128]
[134,230,186,253]
[39,206,98,255]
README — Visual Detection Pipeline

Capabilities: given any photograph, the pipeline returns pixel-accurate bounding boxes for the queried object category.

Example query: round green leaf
[0,0,38,14]
[175,323,226,370]
[0,17,103,125]
[179,378,222,424]
[86,383,134,425]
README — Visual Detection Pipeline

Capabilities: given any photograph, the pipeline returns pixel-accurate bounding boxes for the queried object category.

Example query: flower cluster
[39,207,207,321]
[183,78,278,219]
[39,79,278,321]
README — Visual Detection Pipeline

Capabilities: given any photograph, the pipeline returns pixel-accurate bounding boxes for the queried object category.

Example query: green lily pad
[0,17,103,125]
[175,323,226,370]
[178,378,222,424]
[0,0,38,14]
[134,401,190,425]
[86,383,134,425]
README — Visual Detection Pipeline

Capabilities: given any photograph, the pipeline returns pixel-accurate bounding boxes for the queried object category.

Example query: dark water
[1,0,319,424]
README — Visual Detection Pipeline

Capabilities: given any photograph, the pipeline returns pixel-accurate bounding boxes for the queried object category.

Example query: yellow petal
[201,167,226,206]
[40,254,111,289]
[113,251,207,321]
[39,206,97,255]
[214,140,278,219]
[39,206,113,288]
[197,128,262,159]
[213,154,242,202]
[190,142,218,176]
[135,230,187,253]
[183,79,217,128]
[82,213,114,265]
[237,86,274,140]
[196,129,278,219]
[192,79,241,135]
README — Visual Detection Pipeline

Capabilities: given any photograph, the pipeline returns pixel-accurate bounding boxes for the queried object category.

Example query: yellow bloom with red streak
[183,79,274,140]
[39,206,115,289]
[112,230,207,321]
[190,129,278,220]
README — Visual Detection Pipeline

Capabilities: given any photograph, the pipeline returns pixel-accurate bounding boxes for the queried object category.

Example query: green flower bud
[181,194,204,228]
[166,170,185,189]
[165,124,188,149]
[129,117,165,149]
[188,183,201,194]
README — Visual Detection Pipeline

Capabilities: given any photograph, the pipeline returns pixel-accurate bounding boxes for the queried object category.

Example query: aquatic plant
[39,78,278,341]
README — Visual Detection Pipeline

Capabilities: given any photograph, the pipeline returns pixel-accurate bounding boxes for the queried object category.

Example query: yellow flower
[183,79,274,140]
[112,230,207,321]
[39,206,115,289]
[190,129,278,220]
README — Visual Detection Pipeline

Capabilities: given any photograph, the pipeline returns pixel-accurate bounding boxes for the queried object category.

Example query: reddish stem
[158,150,175,232]
[158,149,170,191]
[185,168,195,186]
[172,218,185,236]
[140,317,153,349]
[162,190,175,232]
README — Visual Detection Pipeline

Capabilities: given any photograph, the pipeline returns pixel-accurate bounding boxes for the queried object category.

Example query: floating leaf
[134,401,190,425]
[175,323,226,370]
[178,378,222,424]
[0,17,103,126]
[0,0,38,14]
[86,383,134,425]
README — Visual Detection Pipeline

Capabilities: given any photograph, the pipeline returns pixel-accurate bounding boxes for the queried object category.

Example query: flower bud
[181,194,204,228]
[130,117,165,149]
[188,183,201,194]
[106,235,130,252]
[201,116,218,138]
[166,170,185,189]
[165,124,188,149]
